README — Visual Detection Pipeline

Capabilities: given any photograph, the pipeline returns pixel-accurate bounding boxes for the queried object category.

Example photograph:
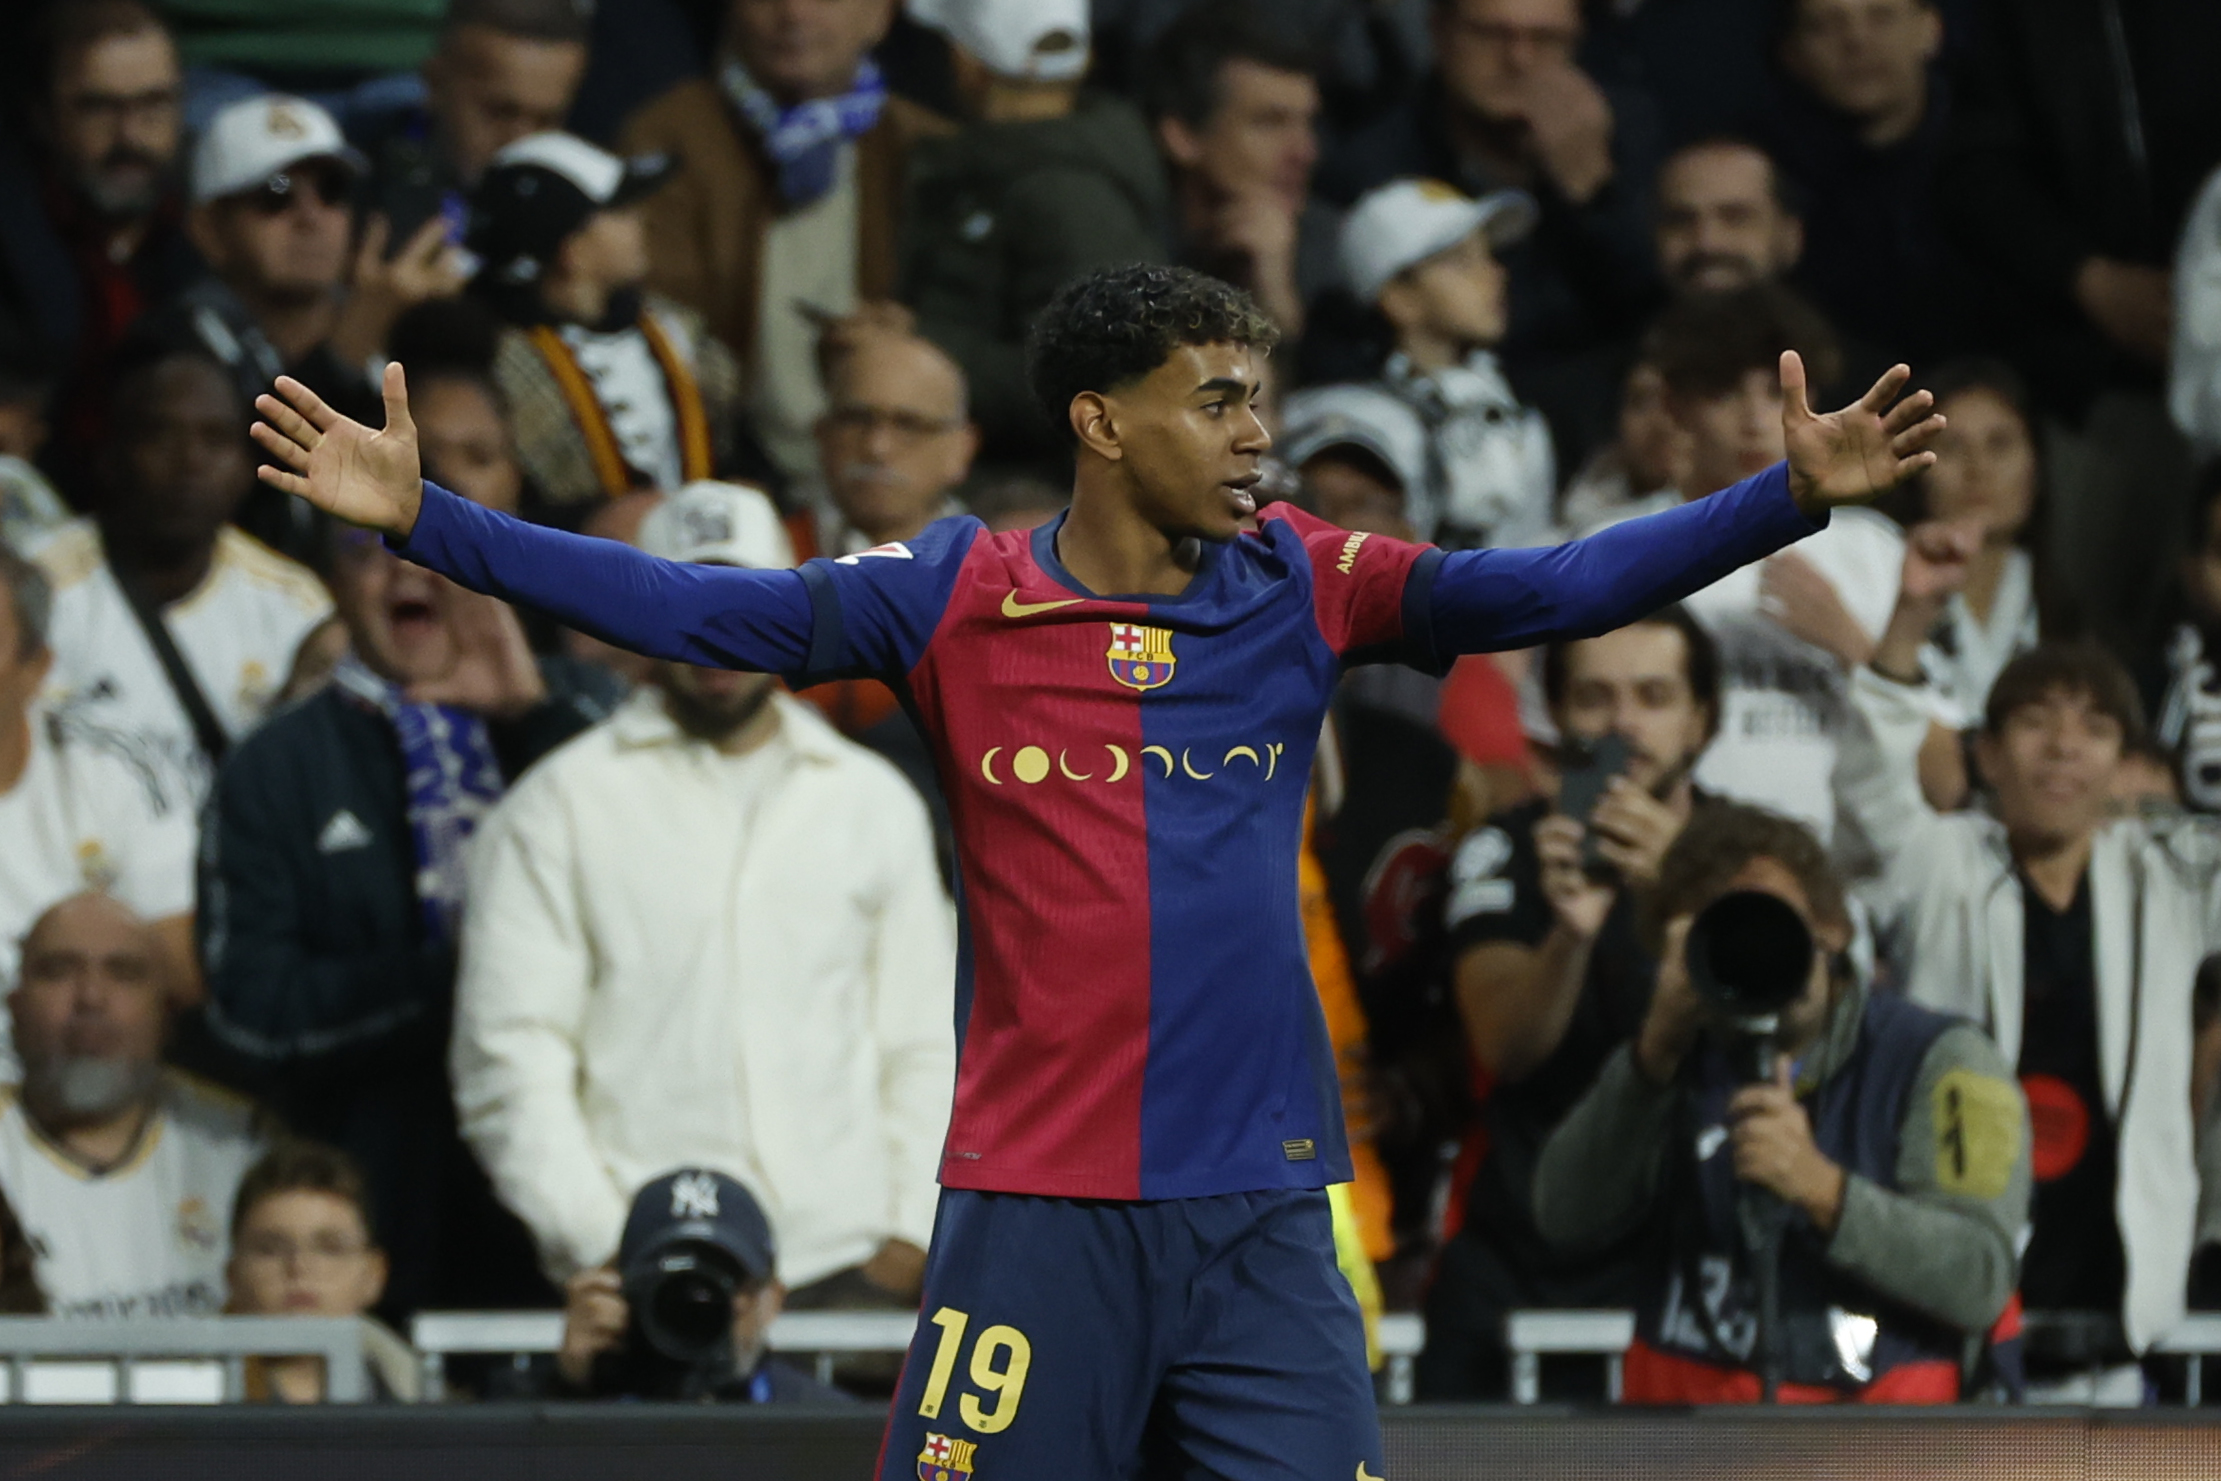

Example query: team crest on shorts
[1107,622,1176,691]
[917,1432,977,1480]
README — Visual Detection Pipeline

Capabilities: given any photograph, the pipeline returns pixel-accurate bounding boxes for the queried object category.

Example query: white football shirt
[34,522,331,813]
[0,713,196,1060]
[0,1074,266,1319]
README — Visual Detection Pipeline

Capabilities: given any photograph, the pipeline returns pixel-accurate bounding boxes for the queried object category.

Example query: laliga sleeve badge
[918,1433,978,1479]
[1107,622,1176,691]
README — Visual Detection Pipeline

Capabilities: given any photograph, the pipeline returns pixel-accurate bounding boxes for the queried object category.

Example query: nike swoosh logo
[1357,1466,1385,1481]
[1002,591,1083,619]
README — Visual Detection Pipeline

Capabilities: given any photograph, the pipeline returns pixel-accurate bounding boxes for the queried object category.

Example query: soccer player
[251,265,1942,1478]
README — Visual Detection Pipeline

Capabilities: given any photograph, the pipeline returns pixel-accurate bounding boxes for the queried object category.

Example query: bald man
[0,893,264,1317]
[813,331,980,558]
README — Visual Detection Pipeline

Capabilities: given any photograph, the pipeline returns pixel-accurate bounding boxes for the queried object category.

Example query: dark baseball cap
[618,1168,776,1285]
[467,131,675,287]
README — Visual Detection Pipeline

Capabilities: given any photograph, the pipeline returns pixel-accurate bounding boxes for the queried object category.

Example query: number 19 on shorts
[917,1306,1033,1434]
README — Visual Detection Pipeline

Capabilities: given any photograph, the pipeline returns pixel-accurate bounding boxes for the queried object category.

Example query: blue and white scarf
[720,57,888,207]
[334,655,506,946]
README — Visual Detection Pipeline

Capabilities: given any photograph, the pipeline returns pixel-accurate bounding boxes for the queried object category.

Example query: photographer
[1418,607,1717,1399]
[554,1169,847,1403]
[1531,804,2031,1404]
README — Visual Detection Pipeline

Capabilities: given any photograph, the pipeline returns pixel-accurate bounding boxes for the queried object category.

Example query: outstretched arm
[253,369,815,674]
[1424,355,1946,656]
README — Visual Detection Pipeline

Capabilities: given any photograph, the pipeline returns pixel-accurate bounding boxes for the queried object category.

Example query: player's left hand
[1781,351,1946,519]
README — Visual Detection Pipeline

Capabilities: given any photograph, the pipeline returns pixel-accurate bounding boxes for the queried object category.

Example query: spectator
[1143,1,1332,340]
[1940,0,2221,662]
[621,0,946,486]
[453,481,955,1315]
[197,482,606,1318]
[1282,382,1429,543]
[554,1168,847,1401]
[35,345,331,814]
[1597,284,1902,848]
[1653,138,1803,297]
[813,329,976,557]
[0,2,197,447]
[0,893,268,1319]
[358,0,592,227]
[1558,357,1691,535]
[1532,804,2030,1403]
[226,1140,420,1402]
[169,94,444,428]
[0,544,194,1044]
[469,132,752,522]
[1420,608,1719,1398]
[1880,359,2075,811]
[899,0,1168,468]
[1335,179,1555,550]
[1838,629,2218,1401]
[2157,463,2221,811]
[1316,0,1665,460]
[802,329,975,784]
[1766,0,1959,365]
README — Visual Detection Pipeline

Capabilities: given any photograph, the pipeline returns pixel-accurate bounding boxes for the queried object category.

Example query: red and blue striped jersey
[396,461,1821,1201]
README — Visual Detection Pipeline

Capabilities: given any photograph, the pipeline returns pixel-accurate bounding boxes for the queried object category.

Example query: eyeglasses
[235,1233,373,1266]
[824,405,964,442]
[244,166,351,216]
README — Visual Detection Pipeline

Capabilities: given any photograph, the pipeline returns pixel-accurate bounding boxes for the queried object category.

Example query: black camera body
[606,1241,746,1398]
[1683,889,1815,1083]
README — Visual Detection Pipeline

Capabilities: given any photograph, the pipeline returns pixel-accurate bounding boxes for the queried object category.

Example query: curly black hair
[1025,264,1278,441]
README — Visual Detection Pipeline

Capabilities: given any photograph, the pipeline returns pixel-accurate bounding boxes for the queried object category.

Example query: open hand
[253,366,424,536]
[1781,352,1946,518]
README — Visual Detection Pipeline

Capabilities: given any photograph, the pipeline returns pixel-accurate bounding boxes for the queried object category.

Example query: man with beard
[0,893,267,1319]
[195,474,604,1318]
[453,480,954,1320]
[0,2,199,468]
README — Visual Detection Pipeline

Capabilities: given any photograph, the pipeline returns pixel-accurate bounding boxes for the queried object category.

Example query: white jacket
[1836,667,2218,1349]
[453,691,956,1286]
[2172,164,2221,457]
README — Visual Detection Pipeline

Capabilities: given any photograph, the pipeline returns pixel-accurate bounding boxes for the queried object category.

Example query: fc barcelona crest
[1107,622,1176,691]
[918,1432,978,1480]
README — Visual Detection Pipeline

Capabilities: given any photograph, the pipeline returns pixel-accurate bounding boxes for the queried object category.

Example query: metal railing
[0,1316,369,1403]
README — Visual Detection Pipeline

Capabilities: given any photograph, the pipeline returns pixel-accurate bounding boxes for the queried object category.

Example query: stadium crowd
[0,0,2216,1411]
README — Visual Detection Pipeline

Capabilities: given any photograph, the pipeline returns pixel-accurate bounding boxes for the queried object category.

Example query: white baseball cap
[636,482,795,570]
[1280,384,1429,499]
[191,94,365,205]
[909,0,1089,83]
[1338,178,1538,304]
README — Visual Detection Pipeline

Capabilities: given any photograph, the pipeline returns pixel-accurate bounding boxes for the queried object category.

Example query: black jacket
[1939,0,2221,412]
[192,664,613,1316]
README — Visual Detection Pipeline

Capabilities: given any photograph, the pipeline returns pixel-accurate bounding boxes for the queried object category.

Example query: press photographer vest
[1638,991,1963,1392]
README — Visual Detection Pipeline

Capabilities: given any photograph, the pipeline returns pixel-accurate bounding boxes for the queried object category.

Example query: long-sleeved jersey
[394,462,1821,1200]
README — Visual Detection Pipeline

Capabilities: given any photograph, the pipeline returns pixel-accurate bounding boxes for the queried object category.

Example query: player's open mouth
[1223,473,1260,516]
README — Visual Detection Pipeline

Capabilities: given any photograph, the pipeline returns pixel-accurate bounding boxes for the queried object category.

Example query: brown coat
[618,79,952,381]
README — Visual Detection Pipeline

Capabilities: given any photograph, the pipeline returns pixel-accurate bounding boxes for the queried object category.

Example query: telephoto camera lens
[631,1248,740,1364]
[1683,889,1815,1018]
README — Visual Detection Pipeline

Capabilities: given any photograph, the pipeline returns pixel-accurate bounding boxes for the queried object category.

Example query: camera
[625,1243,743,1366]
[1683,889,1814,1081]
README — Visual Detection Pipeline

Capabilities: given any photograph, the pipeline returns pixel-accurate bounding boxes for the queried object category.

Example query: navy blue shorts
[878,1187,1382,1481]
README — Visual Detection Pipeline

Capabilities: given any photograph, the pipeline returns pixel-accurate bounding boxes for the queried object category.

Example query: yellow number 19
[916,1306,1033,1436]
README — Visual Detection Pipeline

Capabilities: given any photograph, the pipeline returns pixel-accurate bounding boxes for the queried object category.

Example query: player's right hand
[252,364,424,537]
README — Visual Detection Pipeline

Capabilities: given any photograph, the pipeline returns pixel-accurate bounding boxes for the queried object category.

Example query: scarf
[720,57,887,207]
[334,655,506,946]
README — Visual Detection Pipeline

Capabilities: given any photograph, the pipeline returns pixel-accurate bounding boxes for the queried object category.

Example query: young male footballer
[253,264,1942,1478]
